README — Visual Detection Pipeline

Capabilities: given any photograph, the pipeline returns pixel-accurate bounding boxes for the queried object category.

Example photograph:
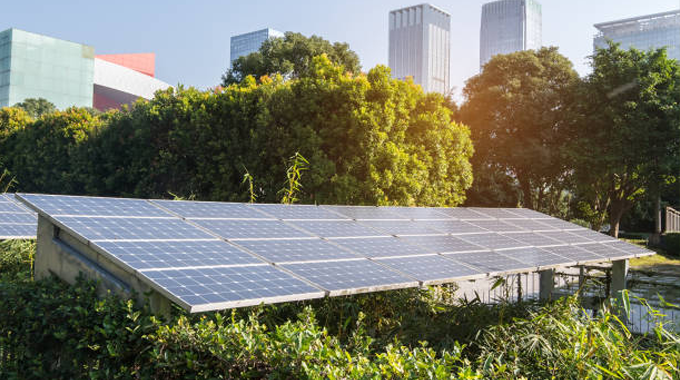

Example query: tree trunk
[609,201,626,238]
[519,176,534,210]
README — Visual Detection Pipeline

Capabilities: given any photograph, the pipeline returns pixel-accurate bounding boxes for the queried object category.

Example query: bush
[2,242,679,379]
[662,233,680,257]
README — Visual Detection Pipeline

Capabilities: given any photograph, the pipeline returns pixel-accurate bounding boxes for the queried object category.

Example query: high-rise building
[230,28,284,64]
[480,0,542,69]
[0,28,171,111]
[388,3,451,94]
[594,10,680,62]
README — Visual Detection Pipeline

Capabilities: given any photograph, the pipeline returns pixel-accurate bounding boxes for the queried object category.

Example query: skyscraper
[479,0,542,69]
[388,3,451,94]
[230,28,284,64]
[594,10,680,62]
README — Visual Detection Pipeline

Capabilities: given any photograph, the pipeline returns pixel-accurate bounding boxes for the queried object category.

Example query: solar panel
[332,237,432,258]
[289,220,388,238]
[152,200,266,219]
[281,259,418,295]
[142,265,325,312]
[0,224,37,239]
[381,207,451,220]
[539,230,595,245]
[540,245,604,263]
[401,235,488,254]
[192,219,313,240]
[94,240,264,270]
[458,233,529,251]
[322,206,406,220]
[504,219,558,232]
[469,208,524,219]
[250,204,347,220]
[358,220,443,236]
[415,220,488,235]
[501,247,575,267]
[0,194,38,239]
[466,220,526,233]
[0,213,38,224]
[501,232,565,247]
[376,255,483,285]
[17,193,656,313]
[434,208,492,220]
[234,239,360,263]
[56,216,214,241]
[20,193,169,217]
[443,251,532,273]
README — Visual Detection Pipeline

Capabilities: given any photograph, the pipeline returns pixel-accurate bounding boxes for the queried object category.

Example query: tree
[222,32,361,85]
[460,47,579,212]
[570,42,680,237]
[13,98,56,118]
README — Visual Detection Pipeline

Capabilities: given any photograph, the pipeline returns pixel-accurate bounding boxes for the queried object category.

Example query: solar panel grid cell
[321,206,406,220]
[332,237,431,258]
[500,247,575,267]
[21,194,170,217]
[56,216,214,241]
[153,200,267,219]
[250,204,347,220]
[376,255,483,284]
[466,219,526,233]
[234,238,360,263]
[402,235,488,254]
[458,233,529,251]
[501,232,566,247]
[192,219,313,240]
[443,251,532,273]
[419,220,489,235]
[289,220,388,239]
[434,208,492,220]
[358,220,444,236]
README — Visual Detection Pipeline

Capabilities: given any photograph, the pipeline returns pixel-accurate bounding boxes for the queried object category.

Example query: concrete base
[539,269,554,302]
[34,215,171,317]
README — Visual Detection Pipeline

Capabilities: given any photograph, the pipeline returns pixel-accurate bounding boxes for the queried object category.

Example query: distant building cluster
[0,28,170,111]
[3,3,680,108]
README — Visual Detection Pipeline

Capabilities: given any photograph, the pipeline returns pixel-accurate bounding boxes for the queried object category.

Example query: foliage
[2,243,680,379]
[12,98,57,118]
[222,32,361,85]
[279,152,309,204]
[661,233,680,257]
[460,47,579,213]
[570,42,680,237]
[2,108,103,194]
[3,57,471,206]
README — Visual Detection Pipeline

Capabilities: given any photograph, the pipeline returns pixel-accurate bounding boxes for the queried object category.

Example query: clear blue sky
[4,0,679,97]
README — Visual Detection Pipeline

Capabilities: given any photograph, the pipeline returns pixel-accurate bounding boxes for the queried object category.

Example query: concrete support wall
[539,269,554,301]
[34,216,171,316]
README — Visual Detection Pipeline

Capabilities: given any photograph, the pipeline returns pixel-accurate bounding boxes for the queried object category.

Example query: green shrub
[662,233,680,257]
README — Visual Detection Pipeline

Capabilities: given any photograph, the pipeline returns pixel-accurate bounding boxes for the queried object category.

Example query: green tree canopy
[460,47,579,212]
[13,98,57,118]
[222,32,361,86]
[570,42,680,237]
[77,56,472,206]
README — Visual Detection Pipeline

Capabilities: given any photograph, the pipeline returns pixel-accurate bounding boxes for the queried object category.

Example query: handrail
[665,206,680,233]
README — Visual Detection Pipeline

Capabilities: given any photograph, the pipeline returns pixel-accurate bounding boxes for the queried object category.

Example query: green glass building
[0,28,94,109]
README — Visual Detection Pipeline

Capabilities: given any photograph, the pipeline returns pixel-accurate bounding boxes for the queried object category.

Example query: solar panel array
[0,193,37,239]
[17,193,655,313]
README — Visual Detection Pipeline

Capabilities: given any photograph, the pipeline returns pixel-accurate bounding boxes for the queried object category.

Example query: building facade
[0,28,171,111]
[594,10,680,62]
[480,0,542,69]
[230,28,284,64]
[388,3,451,94]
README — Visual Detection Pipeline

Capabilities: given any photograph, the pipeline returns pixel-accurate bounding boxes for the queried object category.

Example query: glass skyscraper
[0,28,94,109]
[230,28,284,64]
[594,10,680,62]
[479,0,542,69]
[388,3,451,94]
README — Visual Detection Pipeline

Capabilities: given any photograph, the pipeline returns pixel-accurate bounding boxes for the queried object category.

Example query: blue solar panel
[0,213,38,224]
[376,255,483,284]
[401,235,488,254]
[418,220,488,235]
[234,239,360,263]
[251,204,347,220]
[566,228,618,243]
[434,208,492,220]
[466,219,526,233]
[143,265,324,312]
[19,193,170,217]
[281,259,417,295]
[540,245,604,263]
[500,247,573,267]
[322,206,405,220]
[458,233,529,251]
[540,231,595,245]
[381,207,451,220]
[289,220,388,238]
[469,208,525,219]
[534,218,583,230]
[607,241,652,257]
[444,251,531,273]
[504,219,557,232]
[500,232,566,247]
[94,240,263,270]
[576,243,619,258]
[56,216,214,241]
[153,200,267,219]
[192,219,313,240]
[358,220,443,236]
[0,224,36,239]
[331,237,431,258]
[501,208,551,219]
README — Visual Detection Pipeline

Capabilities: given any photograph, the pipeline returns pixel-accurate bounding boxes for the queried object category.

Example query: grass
[625,238,680,276]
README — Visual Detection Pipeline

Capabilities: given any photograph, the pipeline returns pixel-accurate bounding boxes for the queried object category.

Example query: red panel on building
[96,53,156,77]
